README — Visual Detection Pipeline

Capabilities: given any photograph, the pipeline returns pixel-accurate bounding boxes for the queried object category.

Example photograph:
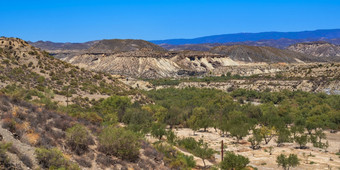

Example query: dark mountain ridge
[150,29,340,45]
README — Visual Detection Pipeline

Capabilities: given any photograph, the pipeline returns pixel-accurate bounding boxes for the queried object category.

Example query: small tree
[310,129,328,150]
[66,124,93,155]
[228,111,251,143]
[276,128,291,147]
[294,134,308,149]
[188,114,200,135]
[194,140,215,168]
[220,151,250,170]
[276,154,299,170]
[191,107,211,132]
[260,126,276,144]
[166,130,177,145]
[248,128,262,150]
[151,122,167,141]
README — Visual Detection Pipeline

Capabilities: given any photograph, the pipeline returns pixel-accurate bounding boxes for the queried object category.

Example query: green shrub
[35,147,80,169]
[220,151,249,170]
[66,124,93,155]
[98,127,140,161]
[177,137,201,152]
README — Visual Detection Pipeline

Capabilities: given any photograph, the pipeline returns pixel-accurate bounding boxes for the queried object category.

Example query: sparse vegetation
[276,153,300,170]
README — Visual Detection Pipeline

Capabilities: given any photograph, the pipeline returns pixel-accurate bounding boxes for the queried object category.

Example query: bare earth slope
[288,41,340,62]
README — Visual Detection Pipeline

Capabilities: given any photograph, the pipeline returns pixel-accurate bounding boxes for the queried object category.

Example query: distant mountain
[151,29,340,45]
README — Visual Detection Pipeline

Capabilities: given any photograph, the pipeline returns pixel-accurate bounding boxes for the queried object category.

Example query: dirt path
[0,122,38,169]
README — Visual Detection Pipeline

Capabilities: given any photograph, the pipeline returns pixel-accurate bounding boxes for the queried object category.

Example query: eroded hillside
[0,37,146,107]
[288,41,340,61]
[30,38,339,79]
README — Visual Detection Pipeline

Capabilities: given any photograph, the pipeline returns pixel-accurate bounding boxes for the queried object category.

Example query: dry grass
[25,132,40,145]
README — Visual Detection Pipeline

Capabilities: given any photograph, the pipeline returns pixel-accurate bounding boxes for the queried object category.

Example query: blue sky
[1,0,339,42]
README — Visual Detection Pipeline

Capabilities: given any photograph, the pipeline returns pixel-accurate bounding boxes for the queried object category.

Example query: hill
[0,37,145,109]
[0,37,169,169]
[160,38,340,51]
[0,93,167,169]
[28,40,97,51]
[87,39,166,53]
[210,45,324,63]
[151,29,340,45]
[288,41,340,61]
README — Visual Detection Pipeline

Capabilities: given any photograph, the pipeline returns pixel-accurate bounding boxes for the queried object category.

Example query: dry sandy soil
[173,128,340,170]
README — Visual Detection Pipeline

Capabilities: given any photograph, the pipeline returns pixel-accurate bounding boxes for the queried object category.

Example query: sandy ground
[173,128,340,170]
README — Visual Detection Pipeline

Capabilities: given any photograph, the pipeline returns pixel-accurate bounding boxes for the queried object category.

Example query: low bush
[98,127,140,161]
[66,124,93,155]
[18,154,33,168]
[220,151,250,170]
[75,157,92,168]
[35,147,80,170]
[96,154,114,167]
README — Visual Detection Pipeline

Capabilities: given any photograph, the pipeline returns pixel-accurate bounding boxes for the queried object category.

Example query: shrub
[98,127,140,161]
[177,137,201,152]
[220,151,250,170]
[75,157,92,168]
[66,124,93,155]
[96,154,114,167]
[18,154,33,168]
[35,147,80,170]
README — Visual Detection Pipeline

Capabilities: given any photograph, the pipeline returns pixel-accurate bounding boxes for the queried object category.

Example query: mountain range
[150,29,340,45]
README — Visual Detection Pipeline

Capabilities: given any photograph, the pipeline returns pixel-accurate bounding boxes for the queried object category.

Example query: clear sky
[1,0,339,42]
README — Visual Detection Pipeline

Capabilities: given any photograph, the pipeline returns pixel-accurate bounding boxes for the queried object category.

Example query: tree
[220,151,250,170]
[66,124,93,155]
[188,114,199,135]
[294,134,308,149]
[248,128,262,150]
[122,108,153,133]
[151,122,167,141]
[142,104,168,123]
[98,95,131,121]
[98,127,140,161]
[310,129,328,149]
[165,106,181,129]
[259,126,276,144]
[228,111,251,143]
[276,154,299,170]
[194,140,215,169]
[275,128,291,147]
[166,130,177,145]
[190,107,211,132]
